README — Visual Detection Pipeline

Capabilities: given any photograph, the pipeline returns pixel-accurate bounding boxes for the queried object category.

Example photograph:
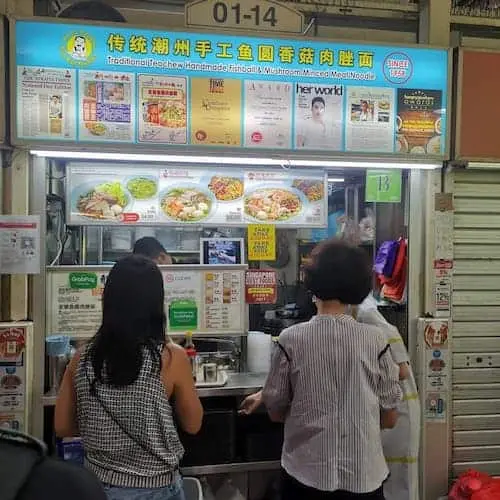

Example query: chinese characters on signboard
[14,20,448,156]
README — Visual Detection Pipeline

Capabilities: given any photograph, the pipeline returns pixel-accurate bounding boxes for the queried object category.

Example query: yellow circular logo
[62,32,95,66]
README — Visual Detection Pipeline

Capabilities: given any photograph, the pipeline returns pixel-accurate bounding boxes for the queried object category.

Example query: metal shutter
[452,168,500,477]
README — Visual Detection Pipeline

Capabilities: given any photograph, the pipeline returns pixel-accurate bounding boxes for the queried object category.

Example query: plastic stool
[184,477,203,500]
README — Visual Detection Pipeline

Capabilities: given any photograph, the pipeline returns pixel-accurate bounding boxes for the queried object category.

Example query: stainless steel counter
[196,372,266,398]
[42,372,266,406]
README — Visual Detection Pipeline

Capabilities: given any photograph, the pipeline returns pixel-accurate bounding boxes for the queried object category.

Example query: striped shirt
[74,344,184,488]
[262,314,401,493]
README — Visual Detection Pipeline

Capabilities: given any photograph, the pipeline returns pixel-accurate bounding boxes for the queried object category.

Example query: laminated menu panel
[452,168,500,477]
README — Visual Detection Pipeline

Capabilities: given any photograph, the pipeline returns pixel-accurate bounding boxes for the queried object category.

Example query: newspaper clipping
[79,70,135,142]
[345,86,395,153]
[17,66,76,141]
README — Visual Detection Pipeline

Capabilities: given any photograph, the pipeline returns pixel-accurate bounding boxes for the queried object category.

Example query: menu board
[66,163,327,227]
[13,20,449,157]
[46,266,247,338]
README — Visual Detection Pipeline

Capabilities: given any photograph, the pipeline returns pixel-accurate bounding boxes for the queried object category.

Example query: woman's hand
[238,390,263,416]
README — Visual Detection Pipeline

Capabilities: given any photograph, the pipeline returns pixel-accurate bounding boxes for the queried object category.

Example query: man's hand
[238,390,263,416]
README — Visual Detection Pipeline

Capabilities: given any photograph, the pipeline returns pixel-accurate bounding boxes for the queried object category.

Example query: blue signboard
[14,19,449,156]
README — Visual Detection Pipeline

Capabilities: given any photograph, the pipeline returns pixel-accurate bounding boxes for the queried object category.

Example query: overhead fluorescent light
[327,177,345,183]
[30,150,440,170]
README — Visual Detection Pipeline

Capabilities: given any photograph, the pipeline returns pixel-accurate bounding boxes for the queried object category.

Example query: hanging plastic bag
[448,469,492,500]
[471,479,500,500]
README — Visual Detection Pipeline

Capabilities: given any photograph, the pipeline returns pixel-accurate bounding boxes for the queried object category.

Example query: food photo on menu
[243,170,326,226]
[78,71,135,142]
[68,165,159,223]
[396,88,443,155]
[345,86,395,153]
[138,74,187,144]
[244,81,292,149]
[294,83,343,150]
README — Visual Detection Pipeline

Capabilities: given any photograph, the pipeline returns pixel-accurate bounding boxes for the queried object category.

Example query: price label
[186,0,304,34]
[365,169,402,203]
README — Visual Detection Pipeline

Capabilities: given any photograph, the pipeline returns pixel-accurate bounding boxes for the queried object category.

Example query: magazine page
[138,75,187,144]
[294,83,343,150]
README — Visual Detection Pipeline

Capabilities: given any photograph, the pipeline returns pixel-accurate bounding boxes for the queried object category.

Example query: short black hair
[312,97,325,107]
[304,239,371,305]
[132,237,167,260]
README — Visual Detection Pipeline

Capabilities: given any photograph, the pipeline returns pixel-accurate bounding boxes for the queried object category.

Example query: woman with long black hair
[55,255,203,500]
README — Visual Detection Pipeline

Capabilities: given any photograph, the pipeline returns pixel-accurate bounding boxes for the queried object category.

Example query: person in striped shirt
[261,239,401,499]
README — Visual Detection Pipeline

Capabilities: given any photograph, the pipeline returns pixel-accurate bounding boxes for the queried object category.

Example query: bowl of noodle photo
[244,186,304,222]
[159,184,215,223]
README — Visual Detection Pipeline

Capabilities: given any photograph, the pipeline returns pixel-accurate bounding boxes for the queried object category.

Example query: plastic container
[45,335,71,357]
[247,331,272,374]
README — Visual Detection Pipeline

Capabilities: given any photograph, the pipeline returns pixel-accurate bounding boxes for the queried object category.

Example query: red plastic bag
[449,470,492,500]
[471,479,500,500]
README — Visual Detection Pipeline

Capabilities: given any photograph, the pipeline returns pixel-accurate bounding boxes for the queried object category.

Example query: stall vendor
[133,237,173,265]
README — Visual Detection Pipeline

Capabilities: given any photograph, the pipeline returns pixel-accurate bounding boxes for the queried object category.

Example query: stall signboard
[365,169,402,203]
[13,19,449,157]
[46,266,247,337]
[66,163,327,227]
[248,224,276,261]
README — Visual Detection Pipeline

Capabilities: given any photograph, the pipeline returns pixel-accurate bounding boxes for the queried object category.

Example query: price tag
[185,0,304,34]
[365,169,402,203]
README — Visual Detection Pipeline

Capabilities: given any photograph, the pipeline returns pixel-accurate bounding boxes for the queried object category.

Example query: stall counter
[42,371,266,406]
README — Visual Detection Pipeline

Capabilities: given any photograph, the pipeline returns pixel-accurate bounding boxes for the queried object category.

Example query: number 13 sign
[365,169,402,203]
[186,0,304,34]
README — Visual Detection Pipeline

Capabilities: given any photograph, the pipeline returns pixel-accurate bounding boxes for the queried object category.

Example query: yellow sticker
[248,224,276,261]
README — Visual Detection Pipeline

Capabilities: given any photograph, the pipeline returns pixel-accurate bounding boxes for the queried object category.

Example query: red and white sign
[245,270,278,304]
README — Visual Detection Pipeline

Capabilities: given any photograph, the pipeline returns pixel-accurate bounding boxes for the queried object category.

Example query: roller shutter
[452,169,500,477]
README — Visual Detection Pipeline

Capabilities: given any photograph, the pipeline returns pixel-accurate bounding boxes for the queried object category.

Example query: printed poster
[190,77,242,146]
[47,271,106,337]
[345,86,395,153]
[244,81,292,149]
[294,83,343,150]
[138,75,187,144]
[17,66,76,140]
[0,216,41,275]
[396,89,443,155]
[79,70,135,142]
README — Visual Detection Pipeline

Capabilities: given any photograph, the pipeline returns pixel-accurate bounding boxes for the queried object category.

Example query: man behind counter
[133,236,173,265]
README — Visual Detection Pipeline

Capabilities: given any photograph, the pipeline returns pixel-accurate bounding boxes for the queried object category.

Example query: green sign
[168,300,198,331]
[69,272,98,289]
[365,170,402,203]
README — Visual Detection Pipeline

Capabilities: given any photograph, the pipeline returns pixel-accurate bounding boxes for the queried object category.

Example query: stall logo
[69,272,98,289]
[61,32,96,67]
